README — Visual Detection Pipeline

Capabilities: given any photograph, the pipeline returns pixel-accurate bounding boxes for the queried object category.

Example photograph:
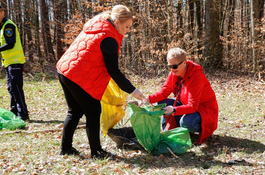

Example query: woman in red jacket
[56,5,145,158]
[147,47,218,144]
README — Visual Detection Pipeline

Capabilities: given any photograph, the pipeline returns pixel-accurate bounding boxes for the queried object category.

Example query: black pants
[58,73,102,154]
[5,64,28,119]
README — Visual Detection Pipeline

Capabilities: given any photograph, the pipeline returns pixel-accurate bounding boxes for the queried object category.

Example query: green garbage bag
[0,108,26,130]
[129,103,165,151]
[129,103,191,155]
[152,127,192,155]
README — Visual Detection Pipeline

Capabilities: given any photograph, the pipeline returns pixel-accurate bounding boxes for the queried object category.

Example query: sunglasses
[167,60,184,69]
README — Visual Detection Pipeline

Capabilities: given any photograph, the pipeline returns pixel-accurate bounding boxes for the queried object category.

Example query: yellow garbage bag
[100,78,127,136]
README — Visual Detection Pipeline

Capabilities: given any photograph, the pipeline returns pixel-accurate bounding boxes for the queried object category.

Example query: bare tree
[204,0,223,68]
[53,0,65,60]
[24,0,34,62]
[251,0,264,72]
[195,0,203,61]
[34,0,42,58]
[0,0,261,77]
[40,0,55,62]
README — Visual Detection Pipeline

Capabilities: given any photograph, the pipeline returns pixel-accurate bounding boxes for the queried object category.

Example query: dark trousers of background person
[58,73,102,154]
[5,64,29,120]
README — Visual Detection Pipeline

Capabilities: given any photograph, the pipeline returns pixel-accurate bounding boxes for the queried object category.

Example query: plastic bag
[0,108,26,130]
[152,127,192,155]
[129,103,191,155]
[107,127,144,150]
[129,103,165,151]
[100,78,127,136]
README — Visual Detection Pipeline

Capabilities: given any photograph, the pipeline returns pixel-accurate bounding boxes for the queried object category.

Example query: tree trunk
[250,0,256,71]
[252,0,264,72]
[187,0,194,54]
[226,0,235,69]
[204,0,223,68]
[13,0,23,46]
[40,0,55,62]
[34,0,42,58]
[220,0,228,36]
[69,0,78,18]
[54,1,65,60]
[177,1,183,38]
[24,0,34,62]
[195,1,203,62]
[189,0,194,31]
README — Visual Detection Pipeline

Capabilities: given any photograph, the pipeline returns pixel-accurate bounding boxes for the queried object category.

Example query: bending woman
[56,5,145,158]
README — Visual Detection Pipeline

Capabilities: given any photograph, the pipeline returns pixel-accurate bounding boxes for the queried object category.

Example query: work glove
[131,89,145,101]
[163,105,174,115]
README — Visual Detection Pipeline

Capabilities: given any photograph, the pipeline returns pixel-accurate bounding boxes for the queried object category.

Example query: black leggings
[58,73,102,154]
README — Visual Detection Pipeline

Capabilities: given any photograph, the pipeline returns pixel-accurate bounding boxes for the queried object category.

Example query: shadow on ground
[29,119,64,124]
[114,133,265,170]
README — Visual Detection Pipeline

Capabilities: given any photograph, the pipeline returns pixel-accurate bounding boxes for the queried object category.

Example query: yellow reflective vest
[0,19,25,67]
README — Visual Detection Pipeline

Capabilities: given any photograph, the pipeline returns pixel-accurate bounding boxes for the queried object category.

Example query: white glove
[131,89,145,101]
[163,105,174,115]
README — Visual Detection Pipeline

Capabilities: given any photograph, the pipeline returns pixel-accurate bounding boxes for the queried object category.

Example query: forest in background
[0,0,264,79]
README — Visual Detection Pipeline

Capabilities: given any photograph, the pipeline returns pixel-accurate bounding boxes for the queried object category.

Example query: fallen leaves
[0,70,264,174]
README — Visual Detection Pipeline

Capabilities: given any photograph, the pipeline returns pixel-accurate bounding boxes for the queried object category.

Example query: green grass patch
[0,71,264,174]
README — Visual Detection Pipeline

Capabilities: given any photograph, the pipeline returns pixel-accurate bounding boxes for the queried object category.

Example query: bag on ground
[0,108,26,130]
[129,103,191,155]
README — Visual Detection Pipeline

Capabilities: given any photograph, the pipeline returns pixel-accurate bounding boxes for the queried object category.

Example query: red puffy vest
[57,18,123,100]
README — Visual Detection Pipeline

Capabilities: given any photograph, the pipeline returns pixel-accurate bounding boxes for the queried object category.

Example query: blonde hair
[167,47,186,61]
[97,5,132,23]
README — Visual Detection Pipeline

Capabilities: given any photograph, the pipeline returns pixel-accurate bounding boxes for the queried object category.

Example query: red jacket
[148,60,218,144]
[56,18,123,100]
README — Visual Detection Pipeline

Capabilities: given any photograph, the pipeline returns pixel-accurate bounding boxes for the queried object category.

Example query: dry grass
[0,70,264,174]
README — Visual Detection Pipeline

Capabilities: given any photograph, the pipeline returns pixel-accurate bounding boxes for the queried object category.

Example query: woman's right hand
[131,89,145,101]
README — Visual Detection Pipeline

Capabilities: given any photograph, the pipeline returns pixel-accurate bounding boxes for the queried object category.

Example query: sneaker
[59,147,80,155]
[91,150,116,159]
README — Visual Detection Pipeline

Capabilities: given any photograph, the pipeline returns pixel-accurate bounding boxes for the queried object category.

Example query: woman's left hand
[162,105,174,115]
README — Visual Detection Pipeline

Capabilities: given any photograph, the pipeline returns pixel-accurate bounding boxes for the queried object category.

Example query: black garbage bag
[107,127,144,150]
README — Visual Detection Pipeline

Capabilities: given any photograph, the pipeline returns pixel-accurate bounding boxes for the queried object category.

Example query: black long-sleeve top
[100,37,135,94]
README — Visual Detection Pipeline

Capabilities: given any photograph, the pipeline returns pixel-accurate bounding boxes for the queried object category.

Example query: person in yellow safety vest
[0,5,29,121]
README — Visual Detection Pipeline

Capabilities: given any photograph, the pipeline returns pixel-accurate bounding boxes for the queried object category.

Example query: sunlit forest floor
[0,69,264,174]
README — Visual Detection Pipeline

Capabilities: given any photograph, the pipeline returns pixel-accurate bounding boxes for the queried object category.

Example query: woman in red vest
[56,5,145,158]
[147,47,218,144]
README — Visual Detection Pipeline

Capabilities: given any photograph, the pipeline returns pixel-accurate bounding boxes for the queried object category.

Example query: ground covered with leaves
[0,70,264,174]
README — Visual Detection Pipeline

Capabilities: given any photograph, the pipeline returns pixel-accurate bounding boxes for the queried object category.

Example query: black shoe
[18,116,30,122]
[23,118,30,122]
[59,147,80,155]
[91,150,116,159]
